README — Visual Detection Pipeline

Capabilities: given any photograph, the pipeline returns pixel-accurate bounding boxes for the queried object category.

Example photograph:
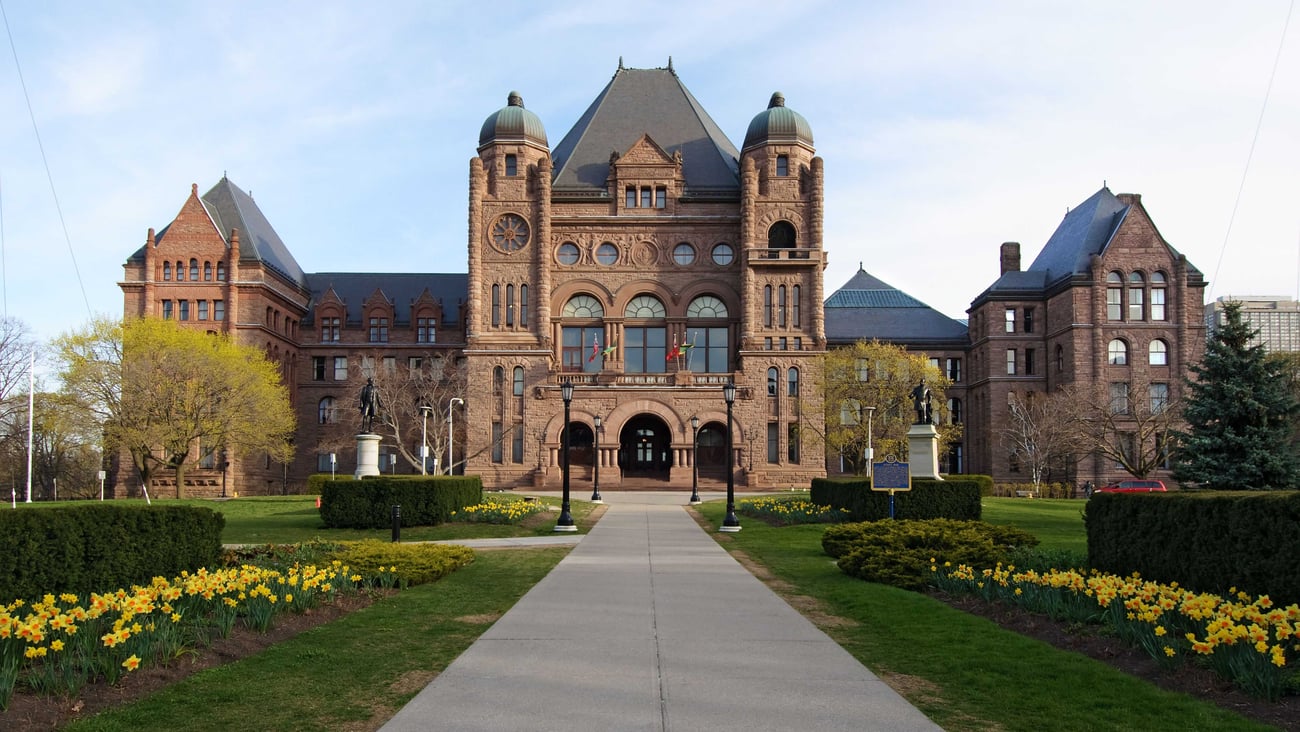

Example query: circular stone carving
[632,241,658,267]
[491,214,530,252]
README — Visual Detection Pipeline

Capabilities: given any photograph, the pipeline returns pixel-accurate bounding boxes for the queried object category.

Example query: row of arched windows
[162,258,225,282]
[560,293,731,374]
[1106,338,1169,366]
[1106,270,1167,322]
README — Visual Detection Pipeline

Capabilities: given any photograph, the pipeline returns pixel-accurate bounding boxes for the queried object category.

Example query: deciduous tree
[813,340,956,475]
[1000,390,1087,490]
[53,317,295,497]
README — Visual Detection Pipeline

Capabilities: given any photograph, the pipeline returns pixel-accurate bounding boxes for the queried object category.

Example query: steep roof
[195,178,306,287]
[550,64,740,194]
[303,272,467,328]
[825,267,969,346]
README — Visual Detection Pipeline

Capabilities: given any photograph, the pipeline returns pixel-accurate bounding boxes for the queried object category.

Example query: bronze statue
[359,377,382,433]
[911,380,933,425]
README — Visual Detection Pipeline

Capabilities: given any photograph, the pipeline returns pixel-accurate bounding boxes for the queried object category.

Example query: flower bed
[450,496,546,524]
[931,562,1300,700]
[737,496,849,525]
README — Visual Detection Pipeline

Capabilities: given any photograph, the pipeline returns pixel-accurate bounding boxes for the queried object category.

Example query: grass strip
[980,497,1088,553]
[64,547,568,732]
[695,502,1270,732]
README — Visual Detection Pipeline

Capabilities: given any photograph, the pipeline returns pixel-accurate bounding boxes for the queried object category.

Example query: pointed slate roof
[198,178,307,287]
[550,65,740,195]
[825,267,969,346]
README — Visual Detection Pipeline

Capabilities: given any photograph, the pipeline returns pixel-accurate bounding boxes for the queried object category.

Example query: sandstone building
[120,63,1205,496]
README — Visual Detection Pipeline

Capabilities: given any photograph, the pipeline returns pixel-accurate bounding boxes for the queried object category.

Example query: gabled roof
[550,65,740,194]
[1024,186,1129,284]
[198,177,307,287]
[825,267,969,346]
[303,272,467,328]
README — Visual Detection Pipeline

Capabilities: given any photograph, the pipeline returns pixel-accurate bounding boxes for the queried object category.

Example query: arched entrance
[619,414,671,479]
[564,422,594,466]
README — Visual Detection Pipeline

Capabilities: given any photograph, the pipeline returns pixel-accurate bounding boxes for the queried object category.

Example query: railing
[747,248,822,264]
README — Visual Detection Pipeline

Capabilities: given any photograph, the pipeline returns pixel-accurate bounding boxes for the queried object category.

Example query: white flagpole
[25,352,33,503]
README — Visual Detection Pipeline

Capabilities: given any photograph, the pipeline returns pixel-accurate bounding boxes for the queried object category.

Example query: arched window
[176,261,185,281]
[1128,272,1145,321]
[216,262,226,281]
[763,285,773,327]
[561,295,606,373]
[318,397,336,424]
[493,366,504,395]
[190,259,199,281]
[1106,271,1123,320]
[778,285,788,327]
[1151,272,1167,321]
[513,366,525,396]
[767,221,796,249]
[162,261,171,280]
[767,367,779,396]
[204,261,213,281]
[1149,339,1168,366]
[506,284,515,326]
[686,296,730,373]
[623,295,666,373]
[1108,339,1128,365]
[787,367,799,397]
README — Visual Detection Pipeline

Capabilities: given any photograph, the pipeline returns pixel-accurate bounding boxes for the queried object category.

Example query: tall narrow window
[763,286,773,327]
[198,300,209,320]
[787,423,800,463]
[513,366,525,396]
[511,426,524,464]
[189,259,199,281]
[787,367,799,397]
[1128,272,1145,321]
[1151,272,1167,320]
[504,154,517,176]
[767,367,779,396]
[776,154,789,176]
[792,285,801,327]
[640,187,652,208]
[163,262,171,280]
[1110,382,1130,414]
[204,261,213,281]
[334,356,348,381]
[214,300,225,321]
[1025,348,1036,375]
[491,423,503,463]
[179,300,190,321]
[1005,308,1016,333]
[625,187,636,208]
[654,186,666,208]
[318,397,336,424]
[778,285,787,327]
[947,358,962,382]
[948,398,962,424]
[1056,344,1064,372]
[1107,272,1123,320]
[493,366,504,395]
[1006,349,1016,375]
[176,261,184,281]
[312,357,325,381]
[767,423,779,463]
[162,300,173,319]
[216,262,226,281]
[491,285,501,327]
[520,284,528,326]
[506,285,515,326]
[1149,383,1169,413]
[1023,308,1034,333]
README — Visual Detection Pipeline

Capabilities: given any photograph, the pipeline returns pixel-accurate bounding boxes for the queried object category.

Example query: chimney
[1000,242,1021,275]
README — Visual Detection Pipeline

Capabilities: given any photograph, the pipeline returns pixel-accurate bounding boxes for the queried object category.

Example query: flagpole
[25,352,33,503]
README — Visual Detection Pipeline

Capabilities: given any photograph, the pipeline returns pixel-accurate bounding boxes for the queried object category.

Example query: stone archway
[618,414,672,480]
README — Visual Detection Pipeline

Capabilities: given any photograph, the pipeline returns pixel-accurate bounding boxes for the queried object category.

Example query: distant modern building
[120,64,1208,496]
[1205,295,1300,352]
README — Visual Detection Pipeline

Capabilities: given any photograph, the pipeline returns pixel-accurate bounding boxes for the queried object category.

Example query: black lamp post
[689,415,701,505]
[720,380,740,531]
[555,379,577,532]
[590,414,603,503]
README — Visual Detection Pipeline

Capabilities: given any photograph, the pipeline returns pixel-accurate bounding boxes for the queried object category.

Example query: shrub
[825,519,1039,590]
[811,477,984,521]
[326,540,475,587]
[314,475,482,529]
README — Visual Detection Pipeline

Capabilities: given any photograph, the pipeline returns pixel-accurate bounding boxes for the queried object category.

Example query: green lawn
[63,548,569,732]
[27,494,600,544]
[981,496,1089,553]
[697,501,1271,732]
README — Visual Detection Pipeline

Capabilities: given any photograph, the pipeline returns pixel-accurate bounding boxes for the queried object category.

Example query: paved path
[382,492,941,732]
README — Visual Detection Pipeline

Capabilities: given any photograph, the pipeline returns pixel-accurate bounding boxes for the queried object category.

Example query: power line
[1210,0,1294,300]
[0,0,93,317]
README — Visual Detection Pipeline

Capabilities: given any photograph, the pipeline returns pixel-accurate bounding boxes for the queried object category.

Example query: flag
[601,339,618,357]
[666,336,681,361]
[588,336,602,362]
[681,336,696,369]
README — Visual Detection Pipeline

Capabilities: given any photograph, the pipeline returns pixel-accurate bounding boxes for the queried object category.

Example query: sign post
[871,455,912,520]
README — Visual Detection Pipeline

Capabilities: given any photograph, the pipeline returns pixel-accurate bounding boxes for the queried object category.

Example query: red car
[1096,479,1167,493]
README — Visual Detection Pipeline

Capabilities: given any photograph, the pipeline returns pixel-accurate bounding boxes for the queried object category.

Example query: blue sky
[2,1,1297,347]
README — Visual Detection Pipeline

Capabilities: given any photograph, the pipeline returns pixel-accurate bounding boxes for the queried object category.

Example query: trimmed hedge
[313,474,483,529]
[0,503,224,604]
[1086,490,1300,605]
[810,476,984,521]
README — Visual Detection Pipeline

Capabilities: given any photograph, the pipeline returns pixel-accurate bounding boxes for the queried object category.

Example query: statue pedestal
[907,423,943,480]
[355,434,382,479]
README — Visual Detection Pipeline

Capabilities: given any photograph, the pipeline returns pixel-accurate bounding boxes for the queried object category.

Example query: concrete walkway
[382,492,940,732]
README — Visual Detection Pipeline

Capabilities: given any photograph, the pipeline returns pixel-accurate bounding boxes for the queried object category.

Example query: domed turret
[742,92,813,152]
[478,91,548,149]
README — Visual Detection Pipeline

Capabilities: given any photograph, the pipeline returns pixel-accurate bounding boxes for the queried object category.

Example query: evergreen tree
[1173,302,1300,489]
